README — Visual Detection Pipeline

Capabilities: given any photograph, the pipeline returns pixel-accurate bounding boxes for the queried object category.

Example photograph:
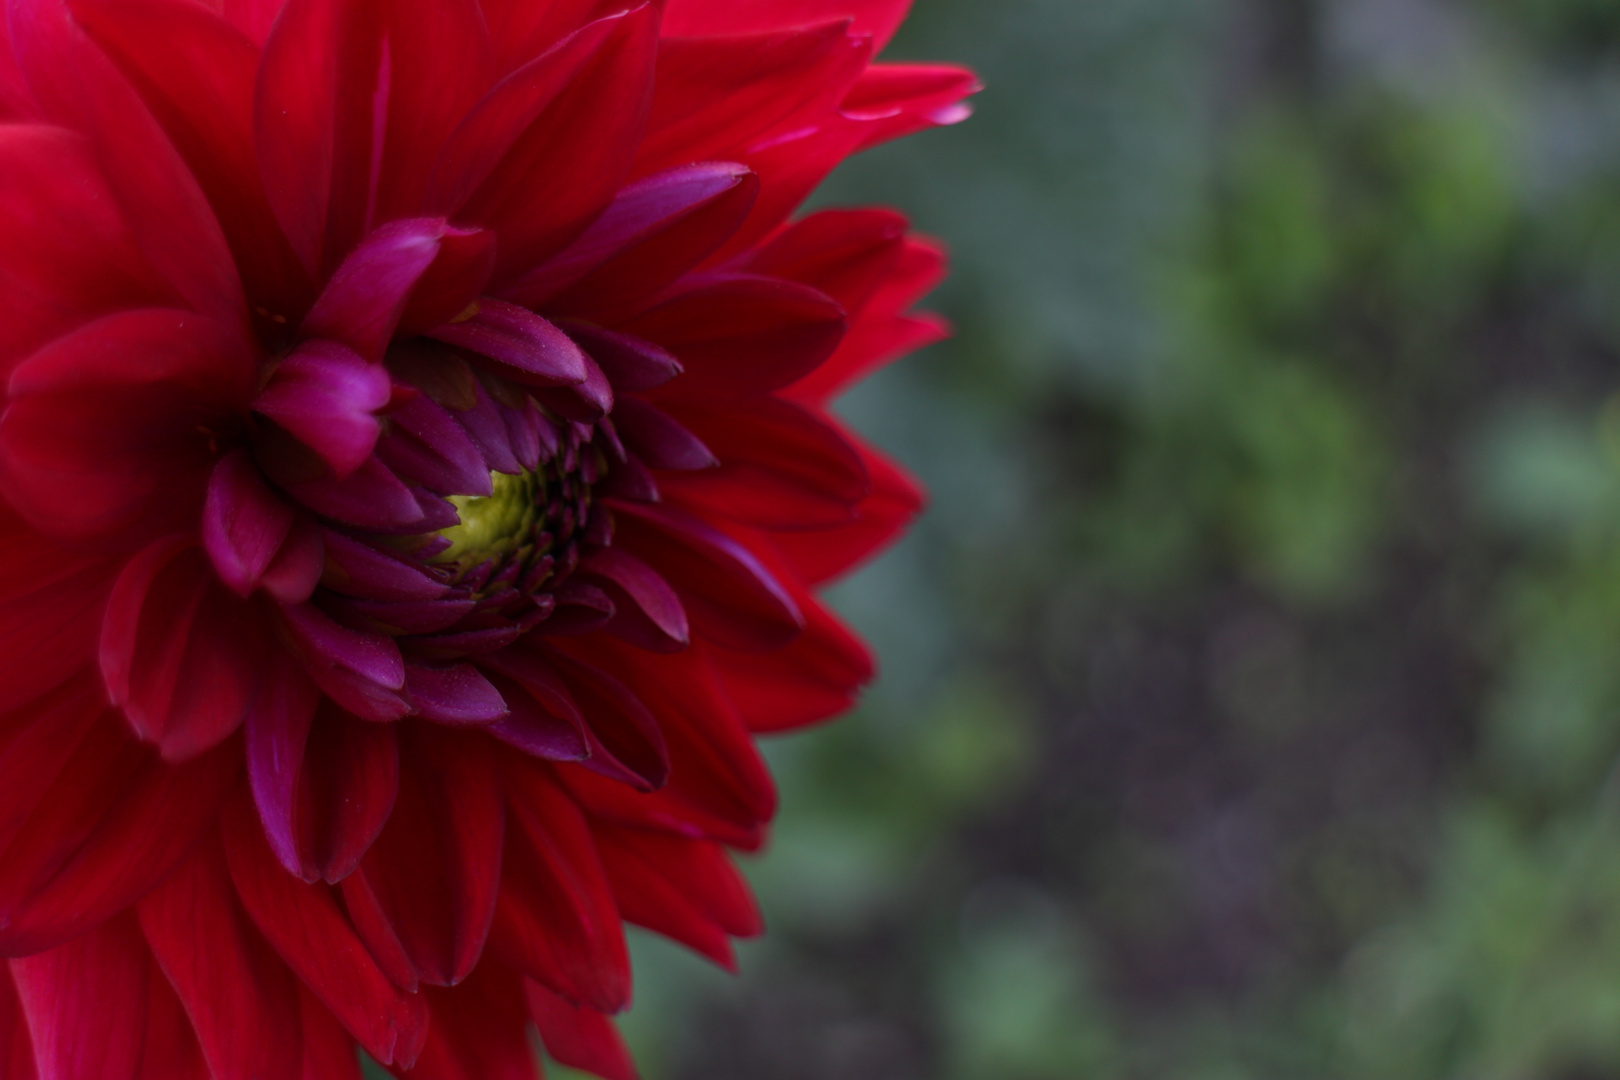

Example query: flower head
[0,0,974,1075]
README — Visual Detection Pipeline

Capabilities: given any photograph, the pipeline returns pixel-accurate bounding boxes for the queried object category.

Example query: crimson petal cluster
[0,0,973,1076]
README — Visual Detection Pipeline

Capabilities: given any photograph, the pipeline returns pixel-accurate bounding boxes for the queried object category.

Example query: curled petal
[253,340,391,478]
[300,219,447,361]
[427,300,587,387]
[100,538,258,761]
[222,793,427,1067]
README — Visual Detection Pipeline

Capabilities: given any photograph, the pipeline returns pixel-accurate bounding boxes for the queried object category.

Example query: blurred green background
[569,0,1620,1076]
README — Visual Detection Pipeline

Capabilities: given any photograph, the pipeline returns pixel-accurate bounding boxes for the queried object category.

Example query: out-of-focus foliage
[548,0,1620,1077]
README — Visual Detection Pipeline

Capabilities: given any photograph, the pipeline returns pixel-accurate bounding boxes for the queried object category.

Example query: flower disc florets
[0,1,977,1077]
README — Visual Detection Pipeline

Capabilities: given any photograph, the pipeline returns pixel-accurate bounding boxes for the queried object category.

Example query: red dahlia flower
[0,0,973,1076]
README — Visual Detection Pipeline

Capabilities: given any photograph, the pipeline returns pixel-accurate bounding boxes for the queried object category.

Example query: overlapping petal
[0,0,970,1074]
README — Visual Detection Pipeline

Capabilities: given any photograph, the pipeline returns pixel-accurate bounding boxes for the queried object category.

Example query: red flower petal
[0,714,238,956]
[507,162,758,316]
[592,825,761,970]
[766,436,925,585]
[0,125,171,376]
[457,2,658,282]
[527,979,638,1080]
[626,274,845,398]
[70,0,314,321]
[203,449,296,598]
[137,839,304,1080]
[349,726,503,987]
[300,219,449,361]
[657,397,869,529]
[660,0,913,52]
[610,501,803,652]
[99,538,259,760]
[222,792,428,1067]
[0,521,117,714]
[0,309,253,540]
[9,0,245,323]
[9,913,149,1080]
[492,758,629,1013]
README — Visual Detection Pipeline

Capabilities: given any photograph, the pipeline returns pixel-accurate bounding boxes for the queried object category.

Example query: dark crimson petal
[446,376,524,476]
[0,308,254,540]
[745,208,906,317]
[136,960,211,1080]
[99,538,259,760]
[586,638,773,834]
[398,227,498,335]
[766,437,924,585]
[219,0,280,44]
[0,15,34,119]
[624,274,845,399]
[579,548,689,653]
[300,220,448,361]
[706,112,870,261]
[0,520,117,714]
[0,683,104,860]
[610,501,803,652]
[296,988,362,1080]
[843,62,981,151]
[245,645,322,878]
[532,352,612,422]
[339,869,419,993]
[397,965,538,1080]
[656,397,868,529]
[277,456,427,534]
[527,980,636,1080]
[597,455,660,504]
[0,713,238,956]
[492,758,629,1013]
[427,300,587,387]
[481,671,590,762]
[320,530,450,601]
[9,912,149,1080]
[259,517,326,605]
[559,323,682,392]
[137,840,304,1080]
[10,0,246,324]
[457,2,658,283]
[785,235,949,406]
[281,602,411,722]
[540,648,668,791]
[787,233,946,402]
[554,641,770,850]
[253,0,340,272]
[610,397,716,472]
[327,595,477,637]
[70,0,314,321]
[0,125,172,377]
[0,963,36,1079]
[203,449,296,598]
[707,598,874,734]
[364,0,493,226]
[425,8,629,218]
[634,23,865,177]
[256,0,493,275]
[404,664,510,725]
[592,825,762,970]
[375,393,493,497]
[254,340,392,478]
[660,0,913,50]
[478,0,623,75]
[350,726,502,988]
[292,703,400,883]
[222,793,428,1067]
[504,162,757,315]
